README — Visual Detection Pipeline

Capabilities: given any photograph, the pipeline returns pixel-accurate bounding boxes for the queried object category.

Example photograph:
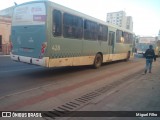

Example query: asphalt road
[0,55,144,105]
[0,56,108,97]
[0,56,47,97]
[0,55,143,98]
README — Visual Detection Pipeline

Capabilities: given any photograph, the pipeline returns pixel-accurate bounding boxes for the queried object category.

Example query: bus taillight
[41,42,47,54]
[40,42,47,58]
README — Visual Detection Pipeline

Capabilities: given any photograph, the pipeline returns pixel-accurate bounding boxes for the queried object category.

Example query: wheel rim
[95,55,102,67]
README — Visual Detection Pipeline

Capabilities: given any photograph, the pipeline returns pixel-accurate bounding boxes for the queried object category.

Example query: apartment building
[106,11,133,31]
[126,16,133,31]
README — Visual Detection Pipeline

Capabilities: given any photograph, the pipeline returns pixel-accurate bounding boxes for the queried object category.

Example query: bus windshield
[12,2,46,26]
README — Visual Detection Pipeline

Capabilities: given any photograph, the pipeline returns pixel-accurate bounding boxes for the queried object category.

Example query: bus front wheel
[93,53,102,69]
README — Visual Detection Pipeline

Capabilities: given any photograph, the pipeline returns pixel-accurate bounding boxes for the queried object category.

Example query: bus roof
[15,0,134,34]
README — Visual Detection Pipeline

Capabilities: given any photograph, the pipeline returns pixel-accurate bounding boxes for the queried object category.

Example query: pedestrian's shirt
[144,49,156,60]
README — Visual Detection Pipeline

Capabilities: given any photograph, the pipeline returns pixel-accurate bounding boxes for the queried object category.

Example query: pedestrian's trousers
[145,59,153,72]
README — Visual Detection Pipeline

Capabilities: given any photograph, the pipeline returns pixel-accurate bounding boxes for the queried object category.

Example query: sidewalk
[0,55,10,57]
[0,53,10,57]
[67,58,160,120]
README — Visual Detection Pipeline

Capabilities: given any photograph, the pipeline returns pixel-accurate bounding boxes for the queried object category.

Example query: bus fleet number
[52,45,61,51]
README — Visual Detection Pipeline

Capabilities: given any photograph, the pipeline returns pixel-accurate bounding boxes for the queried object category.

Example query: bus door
[108,31,115,60]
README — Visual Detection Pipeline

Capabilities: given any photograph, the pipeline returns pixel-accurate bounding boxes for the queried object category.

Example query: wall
[0,16,11,54]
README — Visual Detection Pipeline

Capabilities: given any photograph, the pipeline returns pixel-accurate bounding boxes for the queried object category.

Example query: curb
[0,55,10,57]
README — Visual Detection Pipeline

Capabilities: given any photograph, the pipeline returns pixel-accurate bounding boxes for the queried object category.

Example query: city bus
[136,43,151,56]
[11,0,134,68]
[155,40,160,57]
[136,42,160,57]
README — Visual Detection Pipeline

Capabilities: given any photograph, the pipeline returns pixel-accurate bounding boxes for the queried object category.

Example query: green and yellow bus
[155,40,160,57]
[136,41,160,57]
[11,0,134,68]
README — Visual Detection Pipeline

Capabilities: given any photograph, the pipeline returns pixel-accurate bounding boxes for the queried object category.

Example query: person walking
[144,45,156,74]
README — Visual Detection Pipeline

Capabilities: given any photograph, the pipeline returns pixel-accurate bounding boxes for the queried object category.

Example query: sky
[0,0,160,37]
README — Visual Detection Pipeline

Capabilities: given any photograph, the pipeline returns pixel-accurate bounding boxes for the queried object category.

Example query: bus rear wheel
[125,51,130,61]
[93,53,102,69]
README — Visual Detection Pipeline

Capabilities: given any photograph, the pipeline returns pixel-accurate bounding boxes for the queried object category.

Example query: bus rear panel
[11,2,49,66]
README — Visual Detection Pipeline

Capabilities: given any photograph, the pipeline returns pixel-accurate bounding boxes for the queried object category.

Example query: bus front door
[108,31,115,60]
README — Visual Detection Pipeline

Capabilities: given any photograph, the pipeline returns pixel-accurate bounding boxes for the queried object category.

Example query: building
[106,11,133,31]
[158,30,160,40]
[0,16,12,54]
[0,7,14,54]
[106,11,126,28]
[139,37,156,44]
[126,16,133,31]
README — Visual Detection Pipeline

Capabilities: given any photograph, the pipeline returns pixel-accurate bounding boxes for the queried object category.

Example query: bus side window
[128,34,133,44]
[84,20,98,40]
[98,24,108,41]
[53,10,62,37]
[124,32,129,44]
[116,29,123,43]
[63,13,83,39]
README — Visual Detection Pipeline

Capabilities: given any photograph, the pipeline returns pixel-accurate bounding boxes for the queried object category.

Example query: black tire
[93,54,102,68]
[125,51,130,61]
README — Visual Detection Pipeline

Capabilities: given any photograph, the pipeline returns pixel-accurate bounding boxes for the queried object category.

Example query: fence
[0,44,11,55]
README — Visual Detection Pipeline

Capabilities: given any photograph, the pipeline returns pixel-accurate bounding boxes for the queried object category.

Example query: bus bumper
[10,53,49,67]
[137,51,145,54]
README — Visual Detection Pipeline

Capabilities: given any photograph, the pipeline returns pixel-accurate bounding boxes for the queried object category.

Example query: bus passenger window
[98,25,108,41]
[84,20,98,40]
[63,13,83,39]
[128,34,133,44]
[124,32,129,44]
[116,30,123,43]
[53,10,62,36]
